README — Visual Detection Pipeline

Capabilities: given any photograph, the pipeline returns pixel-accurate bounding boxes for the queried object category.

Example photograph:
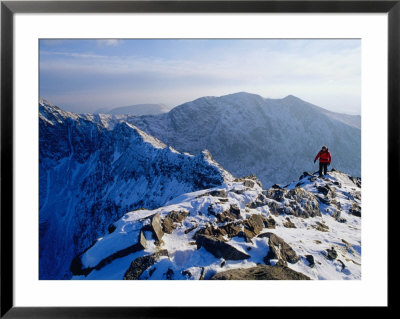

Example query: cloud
[39,39,361,114]
[96,39,123,47]
[40,51,107,59]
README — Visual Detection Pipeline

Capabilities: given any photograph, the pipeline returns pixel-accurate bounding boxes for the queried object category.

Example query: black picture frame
[1,0,396,317]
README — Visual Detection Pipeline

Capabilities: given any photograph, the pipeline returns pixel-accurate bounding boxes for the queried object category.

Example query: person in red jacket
[314,145,331,177]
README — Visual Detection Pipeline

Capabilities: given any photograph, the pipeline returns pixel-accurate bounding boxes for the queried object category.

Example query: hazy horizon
[40,39,361,115]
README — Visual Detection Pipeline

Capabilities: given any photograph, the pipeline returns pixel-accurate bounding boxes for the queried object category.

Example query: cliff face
[39,99,229,279]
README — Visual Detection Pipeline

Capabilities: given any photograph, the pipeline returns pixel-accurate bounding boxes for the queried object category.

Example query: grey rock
[326,247,338,260]
[195,234,250,260]
[259,232,299,265]
[108,224,116,234]
[283,217,297,229]
[123,250,169,280]
[162,210,189,234]
[138,231,147,250]
[150,213,164,244]
[243,214,265,235]
[263,216,276,229]
[210,264,310,280]
[305,255,315,268]
[264,187,321,218]
[349,203,361,217]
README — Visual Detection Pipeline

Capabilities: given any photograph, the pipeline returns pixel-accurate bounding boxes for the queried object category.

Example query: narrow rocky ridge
[73,169,361,280]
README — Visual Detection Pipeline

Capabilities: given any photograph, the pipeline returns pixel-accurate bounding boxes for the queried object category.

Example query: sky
[39,39,361,115]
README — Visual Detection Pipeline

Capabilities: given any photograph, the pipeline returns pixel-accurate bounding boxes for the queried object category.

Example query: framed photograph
[1,0,396,317]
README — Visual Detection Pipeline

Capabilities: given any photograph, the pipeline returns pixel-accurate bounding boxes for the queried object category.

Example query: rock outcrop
[259,232,299,266]
[210,264,310,280]
[124,250,169,280]
[195,234,250,260]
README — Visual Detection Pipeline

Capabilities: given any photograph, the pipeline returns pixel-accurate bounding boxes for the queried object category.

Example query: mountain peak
[282,94,302,101]
[39,97,55,107]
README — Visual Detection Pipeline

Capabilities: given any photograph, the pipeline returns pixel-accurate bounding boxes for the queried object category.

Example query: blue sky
[39,39,361,114]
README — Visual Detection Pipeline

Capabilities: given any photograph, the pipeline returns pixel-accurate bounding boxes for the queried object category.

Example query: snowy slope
[39,99,231,279]
[73,169,361,280]
[127,92,361,187]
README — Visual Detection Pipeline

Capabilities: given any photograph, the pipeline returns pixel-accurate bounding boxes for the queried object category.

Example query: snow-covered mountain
[39,99,230,279]
[95,103,170,116]
[127,92,361,187]
[72,170,361,280]
[39,94,361,281]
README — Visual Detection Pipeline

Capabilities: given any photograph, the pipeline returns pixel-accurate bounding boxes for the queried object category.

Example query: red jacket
[315,149,331,163]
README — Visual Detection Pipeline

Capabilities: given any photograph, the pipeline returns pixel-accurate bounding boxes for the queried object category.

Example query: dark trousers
[319,162,328,176]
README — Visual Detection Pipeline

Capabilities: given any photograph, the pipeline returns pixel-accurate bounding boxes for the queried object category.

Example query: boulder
[194,225,227,240]
[108,223,116,234]
[246,193,268,209]
[234,175,262,188]
[243,214,265,235]
[209,190,227,197]
[184,223,198,234]
[263,216,276,229]
[259,232,299,265]
[162,217,176,234]
[268,202,280,216]
[349,203,361,217]
[317,185,331,196]
[195,234,250,260]
[137,231,147,250]
[263,188,286,202]
[217,210,238,223]
[316,194,331,205]
[283,217,296,229]
[285,188,321,217]
[167,210,189,223]
[299,171,314,180]
[229,205,241,217]
[233,175,262,187]
[239,228,257,243]
[326,247,338,260]
[150,213,164,244]
[210,264,310,280]
[165,268,174,280]
[197,189,227,199]
[162,210,189,234]
[243,180,255,188]
[264,187,321,218]
[305,255,315,268]
[219,223,241,238]
[123,249,169,280]
[311,221,329,232]
[349,176,361,188]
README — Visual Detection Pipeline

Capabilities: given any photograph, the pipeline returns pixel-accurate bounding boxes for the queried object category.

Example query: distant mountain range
[95,103,171,116]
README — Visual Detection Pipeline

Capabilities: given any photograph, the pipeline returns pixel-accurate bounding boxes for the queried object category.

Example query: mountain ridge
[39,99,231,279]
[71,169,361,280]
[126,92,361,187]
